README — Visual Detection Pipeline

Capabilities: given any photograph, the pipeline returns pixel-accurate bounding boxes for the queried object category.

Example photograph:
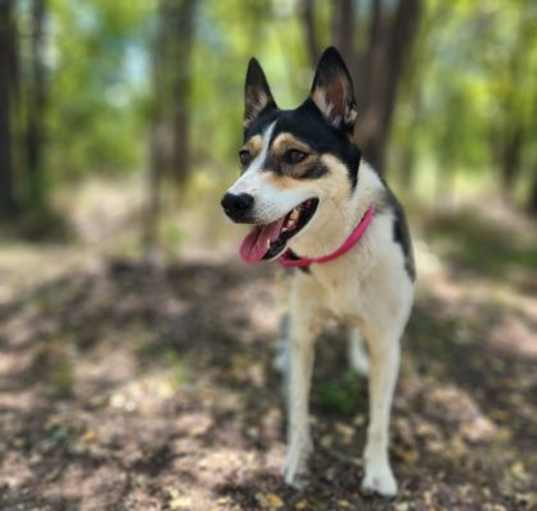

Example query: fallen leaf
[460,416,497,443]
[82,430,96,443]
[510,461,528,481]
[256,492,284,509]
[170,496,191,510]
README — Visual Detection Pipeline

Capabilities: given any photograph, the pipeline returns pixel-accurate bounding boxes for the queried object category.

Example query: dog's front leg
[284,275,321,489]
[361,326,401,498]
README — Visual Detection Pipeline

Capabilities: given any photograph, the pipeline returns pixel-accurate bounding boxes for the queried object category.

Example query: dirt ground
[1,206,537,511]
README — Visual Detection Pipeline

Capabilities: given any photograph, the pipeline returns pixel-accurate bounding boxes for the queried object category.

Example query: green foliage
[391,0,537,204]
[317,370,366,416]
[8,0,537,224]
[47,0,154,179]
[190,0,307,165]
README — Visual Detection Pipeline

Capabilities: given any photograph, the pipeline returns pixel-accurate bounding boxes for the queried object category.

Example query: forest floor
[1,199,537,511]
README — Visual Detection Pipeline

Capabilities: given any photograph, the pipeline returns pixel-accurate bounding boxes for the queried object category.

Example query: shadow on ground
[1,209,537,510]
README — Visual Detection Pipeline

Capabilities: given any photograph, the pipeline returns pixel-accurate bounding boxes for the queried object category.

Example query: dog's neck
[288,160,384,260]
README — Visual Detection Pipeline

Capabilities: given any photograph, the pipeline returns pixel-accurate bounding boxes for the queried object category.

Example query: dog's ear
[310,47,357,132]
[244,58,277,128]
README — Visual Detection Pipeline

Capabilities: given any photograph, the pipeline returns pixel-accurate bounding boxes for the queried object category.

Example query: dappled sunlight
[1,198,536,509]
[1,0,537,507]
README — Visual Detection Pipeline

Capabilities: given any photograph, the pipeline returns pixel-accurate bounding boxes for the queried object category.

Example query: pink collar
[278,206,375,269]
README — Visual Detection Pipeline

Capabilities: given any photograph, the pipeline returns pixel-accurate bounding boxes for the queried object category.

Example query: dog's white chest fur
[287,162,414,330]
[280,162,414,497]
[224,47,416,497]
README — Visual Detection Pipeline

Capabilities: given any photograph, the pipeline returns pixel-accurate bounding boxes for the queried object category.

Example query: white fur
[227,123,318,225]
[228,146,414,497]
[348,328,369,376]
[282,161,414,497]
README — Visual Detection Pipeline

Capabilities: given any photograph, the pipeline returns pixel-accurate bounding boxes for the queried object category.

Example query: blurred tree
[171,0,196,184]
[152,0,197,184]
[47,0,151,179]
[25,0,48,211]
[145,0,197,259]
[301,0,321,67]
[0,0,19,217]
[300,0,423,175]
[491,0,537,200]
[528,170,537,215]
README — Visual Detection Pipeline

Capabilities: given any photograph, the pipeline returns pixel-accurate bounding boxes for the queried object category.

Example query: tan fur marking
[270,133,325,179]
[265,173,302,190]
[241,135,262,156]
[272,133,312,155]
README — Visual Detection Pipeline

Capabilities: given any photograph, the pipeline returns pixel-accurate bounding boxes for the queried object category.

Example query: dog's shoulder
[360,162,415,283]
[376,178,416,282]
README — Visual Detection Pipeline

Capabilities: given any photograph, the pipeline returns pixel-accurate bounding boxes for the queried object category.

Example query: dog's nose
[221,192,254,221]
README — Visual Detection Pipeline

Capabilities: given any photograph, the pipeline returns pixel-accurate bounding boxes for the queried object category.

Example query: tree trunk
[500,123,524,198]
[527,170,537,216]
[301,0,423,175]
[26,0,48,210]
[144,2,167,261]
[143,123,165,263]
[162,0,196,184]
[143,0,197,258]
[400,141,416,191]
[357,0,422,175]
[331,0,355,67]
[301,0,320,68]
[0,0,18,217]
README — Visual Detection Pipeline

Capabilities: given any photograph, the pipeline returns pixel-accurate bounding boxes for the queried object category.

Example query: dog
[221,47,415,498]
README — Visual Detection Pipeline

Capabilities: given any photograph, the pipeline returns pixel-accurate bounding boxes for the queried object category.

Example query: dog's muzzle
[221,192,255,223]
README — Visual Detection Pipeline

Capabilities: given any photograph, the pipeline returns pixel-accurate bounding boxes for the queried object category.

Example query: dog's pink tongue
[240,218,285,263]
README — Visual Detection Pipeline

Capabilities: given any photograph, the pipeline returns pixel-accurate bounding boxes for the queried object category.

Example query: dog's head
[221,47,361,263]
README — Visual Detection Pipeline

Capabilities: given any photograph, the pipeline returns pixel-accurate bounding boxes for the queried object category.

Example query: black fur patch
[244,106,280,140]
[301,160,328,179]
[393,205,415,282]
[284,250,311,274]
[374,178,415,282]
[384,191,415,282]
[243,99,361,189]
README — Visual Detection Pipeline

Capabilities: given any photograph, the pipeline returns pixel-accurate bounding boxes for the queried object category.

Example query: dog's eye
[239,150,252,167]
[284,149,307,165]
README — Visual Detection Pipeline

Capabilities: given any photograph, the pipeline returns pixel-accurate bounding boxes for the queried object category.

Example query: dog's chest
[310,261,372,322]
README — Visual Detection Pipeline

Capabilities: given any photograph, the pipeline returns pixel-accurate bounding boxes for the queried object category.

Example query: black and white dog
[221,47,415,497]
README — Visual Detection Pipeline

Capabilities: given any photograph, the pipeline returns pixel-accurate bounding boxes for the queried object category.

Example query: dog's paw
[284,467,309,490]
[361,464,397,498]
[283,441,311,489]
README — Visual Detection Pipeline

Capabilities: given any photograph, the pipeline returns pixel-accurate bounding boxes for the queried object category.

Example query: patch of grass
[163,349,191,387]
[316,370,366,416]
[33,340,75,398]
[162,220,185,254]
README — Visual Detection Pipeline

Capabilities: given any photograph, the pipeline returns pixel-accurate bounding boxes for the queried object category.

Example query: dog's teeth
[290,209,299,221]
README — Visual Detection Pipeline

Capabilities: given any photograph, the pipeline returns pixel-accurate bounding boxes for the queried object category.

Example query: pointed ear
[310,47,357,132]
[244,58,277,128]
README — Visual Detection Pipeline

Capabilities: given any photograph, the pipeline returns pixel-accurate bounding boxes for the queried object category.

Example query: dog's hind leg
[273,313,290,373]
[347,327,369,376]
[361,324,402,498]
[273,313,291,402]
[284,275,322,489]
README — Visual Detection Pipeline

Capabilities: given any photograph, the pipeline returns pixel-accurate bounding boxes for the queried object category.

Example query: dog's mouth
[239,198,319,263]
